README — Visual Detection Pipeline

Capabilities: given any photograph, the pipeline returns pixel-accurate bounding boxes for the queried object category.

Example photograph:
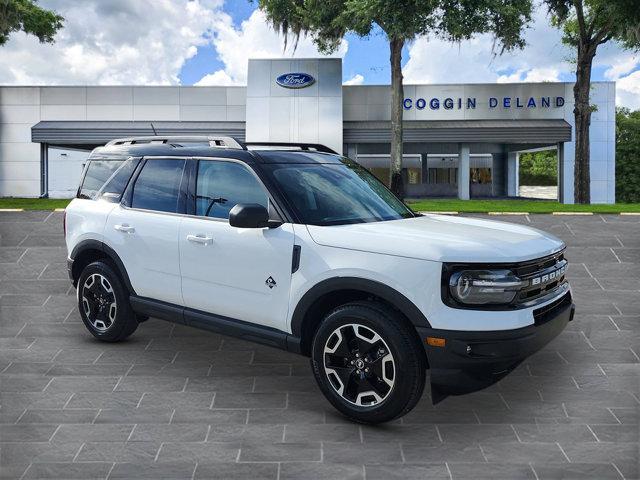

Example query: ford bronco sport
[65,136,574,424]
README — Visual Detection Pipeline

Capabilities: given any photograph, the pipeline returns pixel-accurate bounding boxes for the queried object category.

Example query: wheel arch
[290,277,431,356]
[70,240,136,295]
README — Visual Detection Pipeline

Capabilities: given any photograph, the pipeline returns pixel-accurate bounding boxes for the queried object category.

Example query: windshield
[265,162,414,226]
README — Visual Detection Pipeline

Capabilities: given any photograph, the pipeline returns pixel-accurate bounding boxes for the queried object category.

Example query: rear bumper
[417,293,574,403]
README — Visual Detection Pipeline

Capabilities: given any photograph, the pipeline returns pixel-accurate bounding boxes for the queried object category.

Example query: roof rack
[243,142,338,155]
[106,136,244,149]
[104,136,338,155]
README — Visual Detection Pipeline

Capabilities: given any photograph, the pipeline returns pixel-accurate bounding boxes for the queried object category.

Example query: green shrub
[616,108,640,203]
[519,150,558,186]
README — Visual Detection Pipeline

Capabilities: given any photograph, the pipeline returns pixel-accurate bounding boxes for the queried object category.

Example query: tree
[544,0,640,204]
[615,107,640,203]
[0,0,64,46]
[519,150,558,186]
[258,0,532,198]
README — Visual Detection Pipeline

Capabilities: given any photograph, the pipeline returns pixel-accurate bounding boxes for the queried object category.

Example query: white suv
[65,136,574,423]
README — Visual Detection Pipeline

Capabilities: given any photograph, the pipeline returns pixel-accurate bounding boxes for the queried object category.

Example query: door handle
[114,224,135,234]
[186,234,213,245]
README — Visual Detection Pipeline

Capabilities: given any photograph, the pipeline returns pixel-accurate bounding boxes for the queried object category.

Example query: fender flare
[70,239,136,294]
[290,277,431,338]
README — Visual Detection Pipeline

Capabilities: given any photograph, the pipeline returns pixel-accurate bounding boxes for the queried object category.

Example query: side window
[96,158,140,202]
[78,160,124,199]
[131,159,186,213]
[196,160,268,219]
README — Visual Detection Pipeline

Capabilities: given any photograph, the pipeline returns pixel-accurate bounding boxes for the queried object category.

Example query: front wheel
[311,301,426,424]
[77,260,138,342]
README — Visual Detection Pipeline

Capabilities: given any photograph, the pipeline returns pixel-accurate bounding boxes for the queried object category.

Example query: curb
[0,208,24,212]
[488,212,529,215]
[419,211,459,215]
[620,212,640,216]
[552,212,594,215]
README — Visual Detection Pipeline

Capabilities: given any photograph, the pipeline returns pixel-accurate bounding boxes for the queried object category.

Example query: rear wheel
[77,260,138,342]
[311,301,426,424]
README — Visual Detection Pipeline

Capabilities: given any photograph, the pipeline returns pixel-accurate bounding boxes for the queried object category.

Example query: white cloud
[195,70,236,86]
[604,54,639,81]
[196,9,348,86]
[403,8,572,85]
[343,74,364,85]
[0,0,223,85]
[402,6,639,108]
[497,67,561,83]
[616,70,640,110]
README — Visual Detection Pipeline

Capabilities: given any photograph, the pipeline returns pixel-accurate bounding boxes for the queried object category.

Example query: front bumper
[67,257,76,286]
[417,292,574,403]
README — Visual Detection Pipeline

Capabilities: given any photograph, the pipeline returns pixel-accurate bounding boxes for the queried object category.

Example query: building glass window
[471,168,492,184]
[428,168,457,185]
[406,168,421,185]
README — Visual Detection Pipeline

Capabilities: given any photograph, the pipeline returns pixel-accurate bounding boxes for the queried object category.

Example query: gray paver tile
[22,462,113,479]
[155,441,240,463]
[238,441,321,462]
[128,423,209,442]
[18,408,98,424]
[402,443,485,463]
[108,462,196,479]
[51,424,134,443]
[479,442,568,463]
[75,441,161,462]
[281,463,365,480]
[194,462,278,479]
[532,462,624,479]
[448,462,536,479]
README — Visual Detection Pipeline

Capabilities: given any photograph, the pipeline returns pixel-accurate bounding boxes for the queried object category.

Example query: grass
[0,197,639,214]
[406,199,640,214]
[0,198,71,210]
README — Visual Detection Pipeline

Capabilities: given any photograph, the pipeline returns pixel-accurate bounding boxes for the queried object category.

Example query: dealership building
[0,58,616,203]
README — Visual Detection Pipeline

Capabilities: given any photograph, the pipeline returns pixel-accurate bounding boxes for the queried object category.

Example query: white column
[457,143,470,200]
[507,151,519,197]
[557,142,568,204]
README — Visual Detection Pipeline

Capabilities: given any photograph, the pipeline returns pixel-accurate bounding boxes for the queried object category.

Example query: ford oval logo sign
[276,73,315,89]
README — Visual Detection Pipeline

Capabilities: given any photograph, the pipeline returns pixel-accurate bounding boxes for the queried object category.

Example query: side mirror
[229,203,281,228]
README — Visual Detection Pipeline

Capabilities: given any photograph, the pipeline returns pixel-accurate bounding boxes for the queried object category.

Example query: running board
[129,295,302,353]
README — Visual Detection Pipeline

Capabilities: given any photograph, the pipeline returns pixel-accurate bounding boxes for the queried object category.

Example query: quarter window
[196,160,268,219]
[131,159,186,213]
[78,160,124,199]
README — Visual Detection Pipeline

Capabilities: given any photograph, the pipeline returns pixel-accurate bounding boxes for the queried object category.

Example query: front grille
[533,292,572,325]
[512,250,568,306]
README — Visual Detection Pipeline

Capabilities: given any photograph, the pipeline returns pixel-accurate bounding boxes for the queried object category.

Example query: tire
[311,301,426,424]
[77,260,139,342]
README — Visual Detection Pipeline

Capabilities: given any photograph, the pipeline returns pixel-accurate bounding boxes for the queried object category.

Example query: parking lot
[0,211,638,480]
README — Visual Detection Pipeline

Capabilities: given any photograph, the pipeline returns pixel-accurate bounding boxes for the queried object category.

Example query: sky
[0,0,638,108]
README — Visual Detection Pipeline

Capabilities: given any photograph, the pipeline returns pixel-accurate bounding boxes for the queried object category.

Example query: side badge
[265,276,277,289]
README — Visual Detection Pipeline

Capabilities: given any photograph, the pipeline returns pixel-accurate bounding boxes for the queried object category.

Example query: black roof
[87,138,344,165]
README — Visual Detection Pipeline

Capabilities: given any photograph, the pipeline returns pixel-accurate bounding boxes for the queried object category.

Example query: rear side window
[131,159,186,213]
[195,160,268,219]
[78,160,124,199]
[96,158,140,202]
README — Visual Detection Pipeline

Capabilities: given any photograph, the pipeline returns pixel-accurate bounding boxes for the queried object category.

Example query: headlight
[449,269,526,305]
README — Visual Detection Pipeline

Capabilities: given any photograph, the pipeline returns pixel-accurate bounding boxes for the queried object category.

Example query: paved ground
[518,186,558,200]
[0,211,638,480]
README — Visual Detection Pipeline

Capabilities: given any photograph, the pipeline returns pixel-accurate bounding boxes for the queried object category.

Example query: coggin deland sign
[275,71,567,112]
[403,95,565,110]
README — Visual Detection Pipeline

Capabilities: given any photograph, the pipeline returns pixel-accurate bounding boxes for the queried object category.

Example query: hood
[306,214,565,263]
